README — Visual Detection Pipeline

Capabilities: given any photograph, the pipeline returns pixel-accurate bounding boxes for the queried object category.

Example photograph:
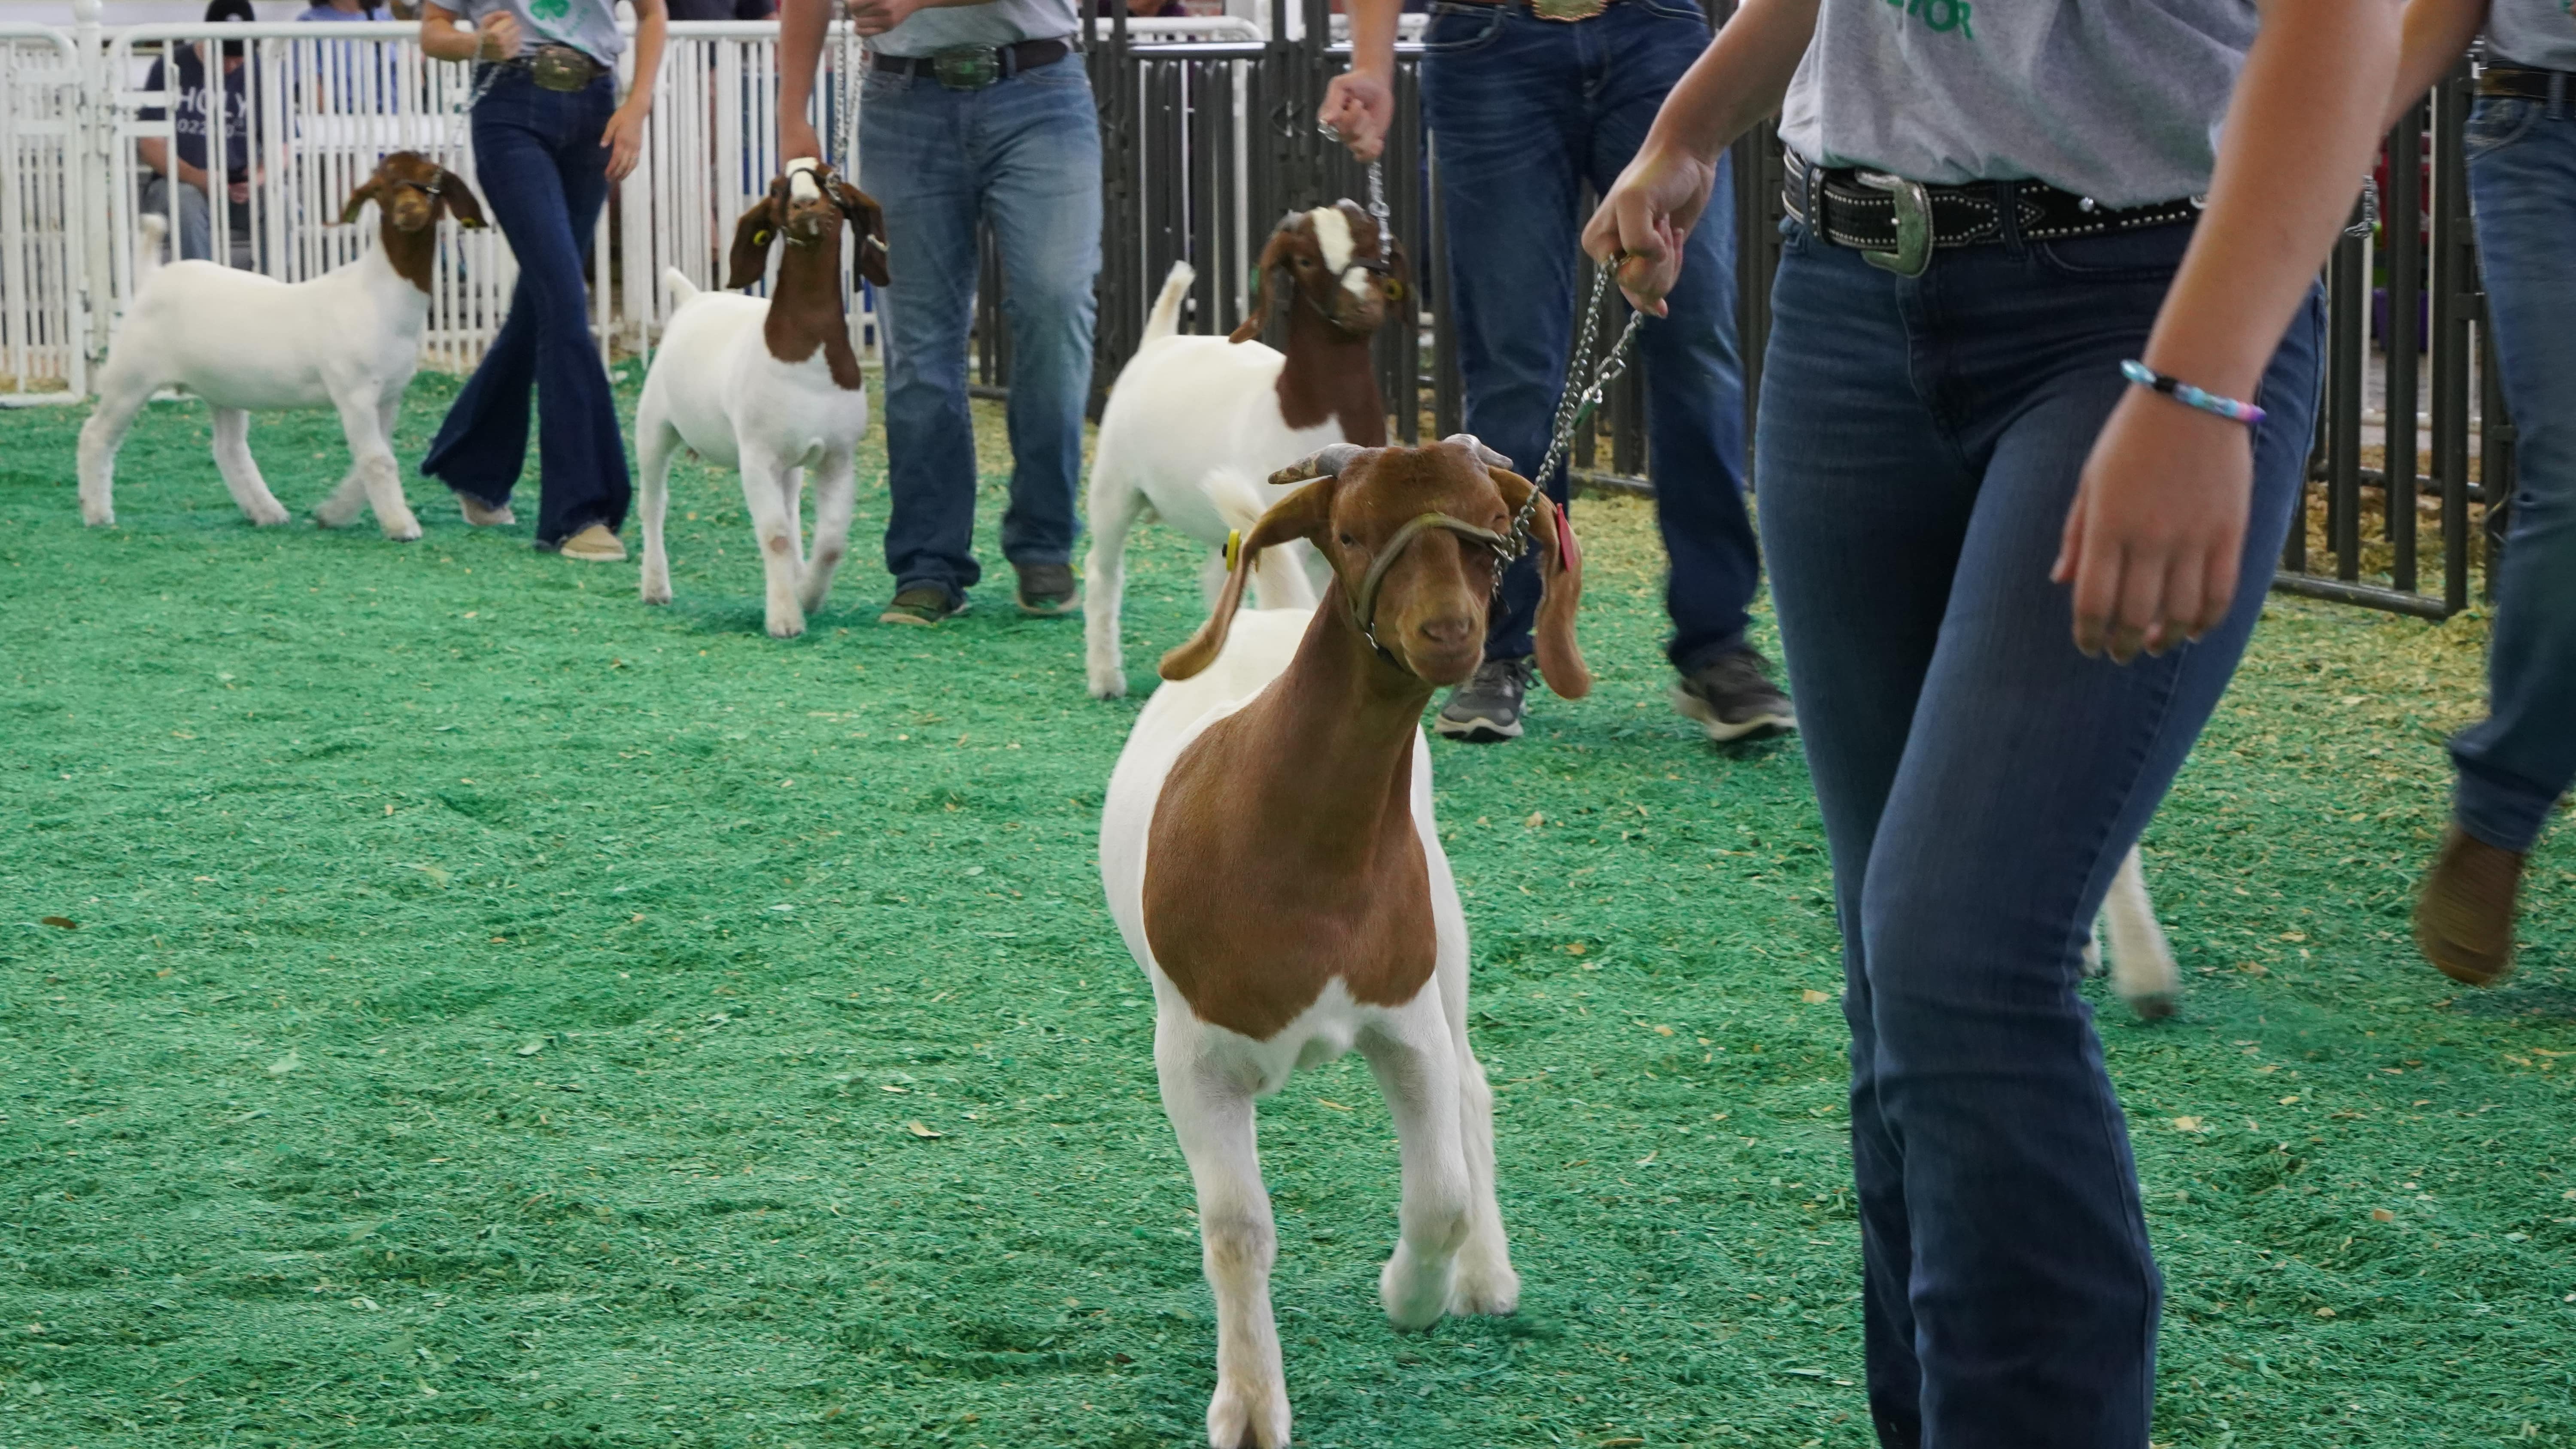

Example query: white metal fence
[0,25,90,399]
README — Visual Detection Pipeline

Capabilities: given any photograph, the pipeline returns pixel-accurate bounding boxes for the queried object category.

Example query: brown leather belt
[1439,0,1624,21]
[1783,148,2200,278]
[2477,64,2573,102]
[871,36,1072,90]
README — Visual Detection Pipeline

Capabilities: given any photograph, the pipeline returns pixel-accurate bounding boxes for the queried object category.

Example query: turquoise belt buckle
[930,45,1001,90]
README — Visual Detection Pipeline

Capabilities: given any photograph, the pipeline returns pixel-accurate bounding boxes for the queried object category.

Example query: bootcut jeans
[1755,203,2324,1447]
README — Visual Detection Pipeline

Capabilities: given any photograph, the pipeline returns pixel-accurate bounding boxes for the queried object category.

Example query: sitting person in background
[137,0,262,267]
[298,0,397,19]
[2391,0,2575,986]
[663,0,777,17]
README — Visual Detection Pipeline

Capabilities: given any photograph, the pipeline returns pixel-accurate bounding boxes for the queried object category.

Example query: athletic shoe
[880,585,968,627]
[1671,647,1795,742]
[1434,656,1535,743]
[2414,826,2524,986]
[1015,561,1078,616]
[455,490,516,527]
[555,524,626,562]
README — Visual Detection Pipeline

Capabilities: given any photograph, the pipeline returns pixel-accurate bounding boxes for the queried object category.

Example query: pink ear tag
[1551,499,1580,574]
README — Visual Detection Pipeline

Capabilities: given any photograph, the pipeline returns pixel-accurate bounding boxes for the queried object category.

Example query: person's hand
[1580,141,1715,317]
[2052,387,2257,663]
[602,102,648,183]
[476,10,523,60]
[228,178,252,205]
[779,111,821,163]
[845,0,927,37]
[1318,71,1393,162]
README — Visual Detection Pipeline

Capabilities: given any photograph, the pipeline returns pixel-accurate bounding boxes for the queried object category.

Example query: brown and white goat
[78,151,487,538]
[1100,436,1586,1449]
[635,158,890,638]
[1082,201,1404,697]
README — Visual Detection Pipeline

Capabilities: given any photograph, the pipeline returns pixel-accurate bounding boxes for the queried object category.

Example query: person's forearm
[2145,0,2401,400]
[2386,0,2485,129]
[1637,0,1818,164]
[419,4,478,60]
[625,0,667,106]
[1345,0,1399,79]
[777,0,829,154]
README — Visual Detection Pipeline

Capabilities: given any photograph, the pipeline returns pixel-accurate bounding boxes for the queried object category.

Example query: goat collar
[1348,512,1512,674]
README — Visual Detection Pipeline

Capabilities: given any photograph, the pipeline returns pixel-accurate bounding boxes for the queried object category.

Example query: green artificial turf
[1,374,2570,1449]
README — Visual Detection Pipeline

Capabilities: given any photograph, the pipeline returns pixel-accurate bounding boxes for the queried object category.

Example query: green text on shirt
[1888,0,1974,39]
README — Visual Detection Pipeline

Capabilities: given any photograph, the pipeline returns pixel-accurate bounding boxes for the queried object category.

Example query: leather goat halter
[1349,512,1512,672]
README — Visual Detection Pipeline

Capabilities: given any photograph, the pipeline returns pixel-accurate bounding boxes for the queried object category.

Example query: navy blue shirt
[139,49,258,176]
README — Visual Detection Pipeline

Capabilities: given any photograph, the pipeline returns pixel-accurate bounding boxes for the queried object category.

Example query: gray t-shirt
[455,0,624,66]
[2488,0,2576,70]
[1779,0,2258,208]
[867,0,1079,60]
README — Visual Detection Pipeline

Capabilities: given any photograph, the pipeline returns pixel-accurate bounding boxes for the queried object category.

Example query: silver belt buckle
[1854,171,1933,278]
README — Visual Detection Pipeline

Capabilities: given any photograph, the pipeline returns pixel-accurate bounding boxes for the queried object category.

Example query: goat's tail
[664,267,701,310]
[1142,261,1195,343]
[136,213,167,288]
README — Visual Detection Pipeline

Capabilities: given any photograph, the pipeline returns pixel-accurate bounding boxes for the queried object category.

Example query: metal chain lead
[1515,261,1643,551]
[832,9,857,174]
[2345,173,2379,239]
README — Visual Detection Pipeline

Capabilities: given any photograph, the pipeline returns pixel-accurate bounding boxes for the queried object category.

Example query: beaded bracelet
[2121,360,2266,427]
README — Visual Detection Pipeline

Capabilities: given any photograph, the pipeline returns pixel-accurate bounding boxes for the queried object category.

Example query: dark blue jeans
[422,68,629,549]
[2454,93,2576,853]
[1757,211,2323,1447]
[860,57,1100,603]
[1420,0,1755,673]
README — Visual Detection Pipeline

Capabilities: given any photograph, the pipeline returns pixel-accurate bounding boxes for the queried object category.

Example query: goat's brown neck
[379,214,437,295]
[762,235,865,391]
[1276,302,1388,445]
[1225,581,1432,849]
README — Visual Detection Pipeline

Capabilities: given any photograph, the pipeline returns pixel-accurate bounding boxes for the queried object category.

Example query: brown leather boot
[2413,827,2525,987]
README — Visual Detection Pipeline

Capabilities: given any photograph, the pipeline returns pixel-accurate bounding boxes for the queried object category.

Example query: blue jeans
[1757,210,2324,1447]
[421,69,627,549]
[2454,93,2576,853]
[859,57,1100,602]
[1420,0,1755,673]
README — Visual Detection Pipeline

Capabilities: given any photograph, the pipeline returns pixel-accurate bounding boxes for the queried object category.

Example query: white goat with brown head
[1082,201,1405,698]
[1099,436,1586,1449]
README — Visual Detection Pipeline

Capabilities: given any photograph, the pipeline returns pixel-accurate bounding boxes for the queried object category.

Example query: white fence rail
[0,25,89,400]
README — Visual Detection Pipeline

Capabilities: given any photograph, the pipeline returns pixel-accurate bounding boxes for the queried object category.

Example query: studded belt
[1782,149,2202,278]
[1437,0,1623,22]
[2477,64,2573,102]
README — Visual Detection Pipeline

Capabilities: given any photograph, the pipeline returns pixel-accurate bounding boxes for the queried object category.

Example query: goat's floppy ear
[724,194,780,291]
[1227,225,1294,345]
[1159,476,1340,682]
[830,179,891,288]
[437,168,488,230]
[339,176,382,225]
[1486,465,1590,700]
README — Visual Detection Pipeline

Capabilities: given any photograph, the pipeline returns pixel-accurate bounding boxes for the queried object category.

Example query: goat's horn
[1440,433,1514,469]
[1267,443,1367,488]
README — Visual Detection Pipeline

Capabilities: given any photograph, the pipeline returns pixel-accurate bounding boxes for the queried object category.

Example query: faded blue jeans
[859,55,1100,603]
[2454,90,2576,853]
[420,68,627,549]
[1756,207,2323,1447]
[1420,0,1755,673]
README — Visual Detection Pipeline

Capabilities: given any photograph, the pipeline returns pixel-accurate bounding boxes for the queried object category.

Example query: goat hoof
[2121,991,2180,1022]
[1088,669,1128,701]
[1205,1376,1289,1449]
[766,615,808,640]
[1379,1250,1454,1331]
[641,579,674,606]
[82,509,115,529]
[381,521,425,543]
[1447,1258,1519,1317]
[248,506,292,527]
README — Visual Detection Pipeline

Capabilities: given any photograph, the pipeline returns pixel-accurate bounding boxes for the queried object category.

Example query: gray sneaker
[1434,656,1536,743]
[1671,647,1796,742]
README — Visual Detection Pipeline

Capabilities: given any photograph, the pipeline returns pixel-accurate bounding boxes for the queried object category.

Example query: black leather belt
[1440,0,1624,20]
[870,36,1071,90]
[2478,64,2573,102]
[1783,149,2201,278]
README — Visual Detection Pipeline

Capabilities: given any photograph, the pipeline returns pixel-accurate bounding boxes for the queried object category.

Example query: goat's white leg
[1433,950,1517,1316]
[1082,472,1149,699]
[2101,845,2179,1019]
[738,456,807,639]
[1157,1026,1289,1449]
[799,451,857,617]
[320,390,420,540]
[637,408,679,606]
[1360,1009,1473,1331]
[76,369,154,527]
[207,407,291,527]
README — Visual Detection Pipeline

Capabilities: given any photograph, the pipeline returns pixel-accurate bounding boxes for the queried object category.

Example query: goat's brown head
[725,160,891,291]
[339,151,486,234]
[1228,200,1406,345]
[1161,436,1589,695]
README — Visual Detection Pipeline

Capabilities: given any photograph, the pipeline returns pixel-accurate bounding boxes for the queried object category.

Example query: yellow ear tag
[752,228,772,246]
[1223,529,1243,572]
